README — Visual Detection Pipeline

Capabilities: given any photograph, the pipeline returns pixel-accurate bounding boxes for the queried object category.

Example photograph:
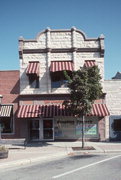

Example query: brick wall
[0,70,20,138]
[0,70,20,103]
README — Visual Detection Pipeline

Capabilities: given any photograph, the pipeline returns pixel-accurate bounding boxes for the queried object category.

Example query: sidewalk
[0,141,121,170]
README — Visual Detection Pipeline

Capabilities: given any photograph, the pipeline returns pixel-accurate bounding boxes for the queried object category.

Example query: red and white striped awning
[26,61,40,76]
[0,105,13,117]
[84,60,96,68]
[17,104,109,118]
[50,61,74,72]
[17,104,71,118]
[17,105,40,118]
[91,104,110,117]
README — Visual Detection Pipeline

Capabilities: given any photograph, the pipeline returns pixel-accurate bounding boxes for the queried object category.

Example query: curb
[68,150,121,156]
[0,153,67,170]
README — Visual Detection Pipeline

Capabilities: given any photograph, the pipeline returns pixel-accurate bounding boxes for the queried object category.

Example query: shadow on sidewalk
[25,142,53,148]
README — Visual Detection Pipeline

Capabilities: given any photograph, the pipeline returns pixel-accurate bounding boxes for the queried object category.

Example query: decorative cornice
[71,47,78,52]
[20,28,100,42]
[76,48,99,53]
[18,28,105,58]
[22,48,101,54]
[46,48,52,52]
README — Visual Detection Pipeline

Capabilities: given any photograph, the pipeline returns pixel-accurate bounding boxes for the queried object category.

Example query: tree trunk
[82,115,85,148]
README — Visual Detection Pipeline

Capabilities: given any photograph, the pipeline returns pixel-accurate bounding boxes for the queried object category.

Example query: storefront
[17,103,109,141]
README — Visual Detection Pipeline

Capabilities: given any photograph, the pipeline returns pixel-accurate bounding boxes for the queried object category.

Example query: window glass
[51,81,61,88]
[113,119,121,131]
[29,75,39,88]
[54,118,75,138]
[1,117,13,133]
[51,71,71,88]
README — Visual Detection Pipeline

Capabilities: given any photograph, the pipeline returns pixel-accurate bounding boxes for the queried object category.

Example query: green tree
[63,66,103,148]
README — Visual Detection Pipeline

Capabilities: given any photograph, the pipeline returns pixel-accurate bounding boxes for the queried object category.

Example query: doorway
[30,120,40,141]
[43,119,54,140]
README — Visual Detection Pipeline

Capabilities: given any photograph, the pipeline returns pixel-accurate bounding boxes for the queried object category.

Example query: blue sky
[0,0,121,79]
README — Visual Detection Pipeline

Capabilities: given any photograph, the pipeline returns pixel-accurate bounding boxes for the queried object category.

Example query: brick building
[0,70,20,138]
[16,27,109,142]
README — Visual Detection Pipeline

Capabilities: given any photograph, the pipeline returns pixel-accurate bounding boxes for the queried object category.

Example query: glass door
[43,119,54,140]
[30,120,40,141]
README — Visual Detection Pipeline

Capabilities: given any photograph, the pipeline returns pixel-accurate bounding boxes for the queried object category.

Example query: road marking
[52,154,121,179]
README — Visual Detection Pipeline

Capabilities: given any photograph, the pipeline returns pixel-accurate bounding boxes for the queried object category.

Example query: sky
[0,0,121,80]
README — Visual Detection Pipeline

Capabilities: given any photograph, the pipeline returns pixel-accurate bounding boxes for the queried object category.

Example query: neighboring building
[0,70,20,139]
[105,78,121,141]
[17,27,109,142]
[112,72,121,79]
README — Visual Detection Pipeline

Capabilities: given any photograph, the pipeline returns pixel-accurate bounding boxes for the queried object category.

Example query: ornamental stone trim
[21,47,101,54]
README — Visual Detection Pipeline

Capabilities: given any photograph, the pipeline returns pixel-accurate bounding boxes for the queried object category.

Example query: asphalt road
[0,153,121,180]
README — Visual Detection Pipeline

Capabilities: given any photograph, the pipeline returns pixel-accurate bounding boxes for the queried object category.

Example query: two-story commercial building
[0,70,20,139]
[16,27,109,142]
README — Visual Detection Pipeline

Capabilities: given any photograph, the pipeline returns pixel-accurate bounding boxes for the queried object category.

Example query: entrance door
[43,119,54,140]
[30,120,40,141]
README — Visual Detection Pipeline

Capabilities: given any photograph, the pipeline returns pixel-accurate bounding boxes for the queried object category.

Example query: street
[0,153,121,180]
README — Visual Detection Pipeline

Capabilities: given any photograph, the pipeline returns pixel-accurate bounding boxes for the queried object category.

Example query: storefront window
[76,120,98,136]
[54,117,98,139]
[54,117,75,138]
[1,117,13,133]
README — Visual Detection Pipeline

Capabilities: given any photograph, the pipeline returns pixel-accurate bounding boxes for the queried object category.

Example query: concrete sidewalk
[0,141,121,169]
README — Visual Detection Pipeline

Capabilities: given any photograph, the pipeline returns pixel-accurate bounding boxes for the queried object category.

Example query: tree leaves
[63,66,103,117]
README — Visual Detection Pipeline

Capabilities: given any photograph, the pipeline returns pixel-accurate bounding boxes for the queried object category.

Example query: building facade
[0,70,20,139]
[105,78,121,141]
[17,28,109,142]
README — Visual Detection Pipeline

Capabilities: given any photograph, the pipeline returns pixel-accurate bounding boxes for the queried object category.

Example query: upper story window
[51,72,69,88]
[50,61,73,88]
[29,75,39,88]
[26,61,40,89]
